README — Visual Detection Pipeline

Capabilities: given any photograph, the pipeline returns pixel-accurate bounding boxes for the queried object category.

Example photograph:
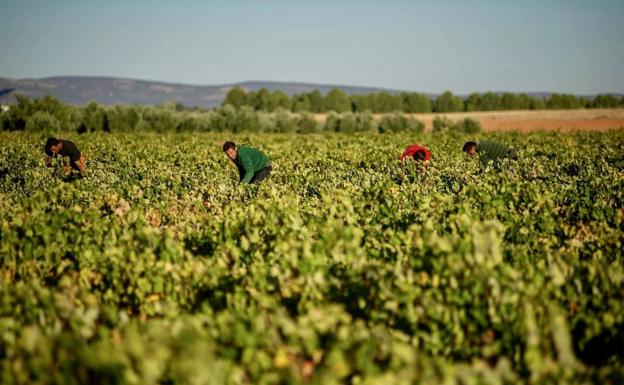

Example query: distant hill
[0,76,411,108]
[0,76,621,108]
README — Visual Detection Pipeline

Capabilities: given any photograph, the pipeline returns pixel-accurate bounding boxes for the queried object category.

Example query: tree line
[223,87,624,113]
[2,91,622,135]
[3,94,462,134]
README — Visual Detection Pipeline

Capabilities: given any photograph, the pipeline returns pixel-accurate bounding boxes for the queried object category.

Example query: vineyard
[1,129,623,384]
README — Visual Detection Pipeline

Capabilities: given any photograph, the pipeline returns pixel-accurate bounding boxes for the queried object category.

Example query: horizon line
[1,74,623,96]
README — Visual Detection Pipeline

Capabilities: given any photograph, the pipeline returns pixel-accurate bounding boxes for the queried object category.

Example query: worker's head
[463,141,477,156]
[414,150,426,161]
[45,138,62,155]
[223,141,237,160]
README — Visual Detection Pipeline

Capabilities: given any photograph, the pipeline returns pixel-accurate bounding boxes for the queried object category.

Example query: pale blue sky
[1,0,623,94]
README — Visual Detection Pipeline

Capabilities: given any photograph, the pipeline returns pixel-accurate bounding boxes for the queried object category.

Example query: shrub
[211,105,261,133]
[454,117,482,134]
[295,113,319,133]
[25,111,61,133]
[236,106,263,132]
[324,112,374,133]
[271,108,297,133]
[377,113,424,134]
[432,116,454,133]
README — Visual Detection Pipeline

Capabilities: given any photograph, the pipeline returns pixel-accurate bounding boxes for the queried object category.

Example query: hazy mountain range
[0,76,620,108]
[0,76,413,108]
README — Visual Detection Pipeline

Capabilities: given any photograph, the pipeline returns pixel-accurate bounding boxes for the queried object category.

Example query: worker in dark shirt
[223,141,271,184]
[400,144,432,164]
[44,137,86,174]
[463,141,515,166]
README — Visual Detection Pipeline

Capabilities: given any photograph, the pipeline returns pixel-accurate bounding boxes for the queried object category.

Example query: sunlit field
[1,130,623,384]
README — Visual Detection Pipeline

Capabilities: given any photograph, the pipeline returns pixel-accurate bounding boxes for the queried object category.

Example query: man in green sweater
[463,141,515,166]
[223,141,271,184]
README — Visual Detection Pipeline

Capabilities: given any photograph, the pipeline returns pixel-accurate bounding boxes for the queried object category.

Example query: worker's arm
[240,156,255,184]
[75,155,87,173]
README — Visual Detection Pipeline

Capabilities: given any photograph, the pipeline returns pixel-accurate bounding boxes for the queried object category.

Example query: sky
[1,0,623,94]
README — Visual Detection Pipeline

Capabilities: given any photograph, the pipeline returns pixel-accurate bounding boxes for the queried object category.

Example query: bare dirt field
[313,108,624,132]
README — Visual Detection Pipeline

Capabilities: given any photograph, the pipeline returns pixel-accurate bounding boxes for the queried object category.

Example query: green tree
[2,94,30,130]
[37,95,71,122]
[251,88,272,111]
[500,93,519,110]
[308,90,324,113]
[25,111,61,133]
[138,106,176,132]
[516,94,533,110]
[480,92,502,111]
[465,93,482,111]
[435,91,464,112]
[81,101,109,132]
[592,94,620,108]
[269,90,291,112]
[530,97,546,110]
[324,89,351,112]
[223,87,248,108]
[3,95,80,131]
[351,94,372,112]
[372,92,402,113]
[108,105,141,132]
[292,93,312,112]
[546,93,583,109]
[401,93,432,113]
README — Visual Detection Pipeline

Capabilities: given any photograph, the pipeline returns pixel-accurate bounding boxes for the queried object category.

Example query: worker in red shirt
[399,144,431,164]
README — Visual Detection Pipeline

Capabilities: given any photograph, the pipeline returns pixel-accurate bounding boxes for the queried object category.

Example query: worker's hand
[64,165,72,175]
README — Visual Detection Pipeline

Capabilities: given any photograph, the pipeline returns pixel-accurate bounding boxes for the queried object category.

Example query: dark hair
[462,141,477,153]
[222,141,236,152]
[414,150,426,161]
[45,137,60,155]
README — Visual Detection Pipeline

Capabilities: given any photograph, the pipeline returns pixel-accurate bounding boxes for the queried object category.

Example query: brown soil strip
[311,108,624,132]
